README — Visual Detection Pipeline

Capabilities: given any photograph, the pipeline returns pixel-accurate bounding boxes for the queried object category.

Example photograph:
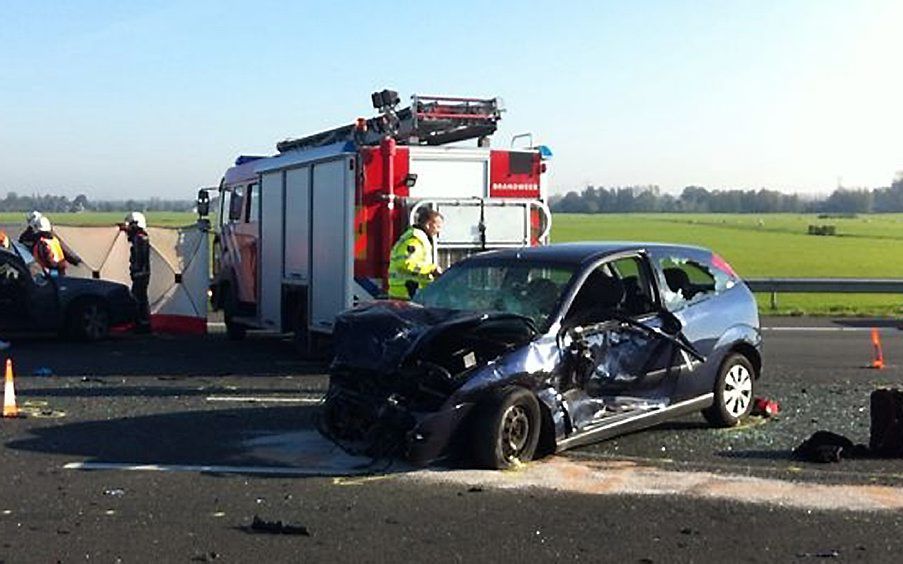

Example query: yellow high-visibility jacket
[387,226,438,300]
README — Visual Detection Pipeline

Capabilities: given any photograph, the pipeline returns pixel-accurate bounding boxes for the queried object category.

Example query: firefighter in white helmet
[387,208,444,300]
[32,216,68,276]
[19,210,83,268]
[18,211,44,249]
[125,212,152,333]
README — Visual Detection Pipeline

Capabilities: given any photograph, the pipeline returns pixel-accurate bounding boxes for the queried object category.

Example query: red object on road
[752,397,780,417]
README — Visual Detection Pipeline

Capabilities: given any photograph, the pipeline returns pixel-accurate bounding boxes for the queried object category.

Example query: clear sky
[1,0,900,200]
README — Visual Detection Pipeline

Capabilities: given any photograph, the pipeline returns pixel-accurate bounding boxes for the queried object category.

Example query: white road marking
[64,461,362,476]
[205,396,323,404]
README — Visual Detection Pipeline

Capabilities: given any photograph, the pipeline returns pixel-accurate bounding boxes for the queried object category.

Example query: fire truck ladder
[276,94,503,153]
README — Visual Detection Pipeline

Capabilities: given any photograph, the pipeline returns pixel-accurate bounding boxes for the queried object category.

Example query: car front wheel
[471,386,541,469]
[68,300,111,341]
[702,352,755,427]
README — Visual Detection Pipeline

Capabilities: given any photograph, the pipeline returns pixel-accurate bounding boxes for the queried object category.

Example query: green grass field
[551,213,903,316]
[4,211,900,315]
[0,211,197,228]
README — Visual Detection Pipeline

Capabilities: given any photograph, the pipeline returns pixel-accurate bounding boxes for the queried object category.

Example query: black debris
[795,549,840,558]
[248,515,310,536]
[792,431,867,463]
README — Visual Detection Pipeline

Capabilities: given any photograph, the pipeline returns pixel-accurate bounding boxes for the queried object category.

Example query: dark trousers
[131,275,150,331]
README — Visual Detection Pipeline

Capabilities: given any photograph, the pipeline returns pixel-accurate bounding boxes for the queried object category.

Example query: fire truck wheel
[225,314,247,341]
[222,282,247,340]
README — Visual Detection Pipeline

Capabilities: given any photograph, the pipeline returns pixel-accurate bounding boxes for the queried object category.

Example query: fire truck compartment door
[259,171,284,330]
[310,158,354,332]
[420,200,531,246]
[283,166,311,282]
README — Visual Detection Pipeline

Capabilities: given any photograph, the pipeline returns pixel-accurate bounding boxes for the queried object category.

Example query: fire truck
[208,90,553,345]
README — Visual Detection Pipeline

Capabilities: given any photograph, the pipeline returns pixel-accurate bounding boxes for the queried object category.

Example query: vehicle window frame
[556,251,658,330]
[228,184,246,222]
[245,182,259,223]
[218,181,228,230]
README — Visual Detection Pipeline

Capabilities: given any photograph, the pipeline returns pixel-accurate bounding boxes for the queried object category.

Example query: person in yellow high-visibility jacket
[388,209,444,300]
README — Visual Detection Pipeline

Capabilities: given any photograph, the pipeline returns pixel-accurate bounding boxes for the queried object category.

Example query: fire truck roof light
[235,155,266,166]
[538,145,553,159]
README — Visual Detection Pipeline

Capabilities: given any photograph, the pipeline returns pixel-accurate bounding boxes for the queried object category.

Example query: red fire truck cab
[209,91,552,346]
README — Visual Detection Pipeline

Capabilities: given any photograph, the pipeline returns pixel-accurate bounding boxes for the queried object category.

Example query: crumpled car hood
[330,301,536,376]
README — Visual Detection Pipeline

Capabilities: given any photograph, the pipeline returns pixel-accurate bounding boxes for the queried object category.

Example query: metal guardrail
[745,278,903,309]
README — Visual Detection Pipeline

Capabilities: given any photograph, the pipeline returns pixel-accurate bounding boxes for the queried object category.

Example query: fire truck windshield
[413,262,576,331]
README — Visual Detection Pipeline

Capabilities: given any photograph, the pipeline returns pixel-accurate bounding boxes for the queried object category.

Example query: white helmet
[125,211,147,230]
[26,210,43,229]
[37,216,52,233]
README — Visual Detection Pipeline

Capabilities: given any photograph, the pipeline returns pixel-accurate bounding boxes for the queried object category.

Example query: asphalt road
[2,319,903,562]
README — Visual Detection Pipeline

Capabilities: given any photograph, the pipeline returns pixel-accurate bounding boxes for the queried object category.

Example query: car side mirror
[660,309,682,335]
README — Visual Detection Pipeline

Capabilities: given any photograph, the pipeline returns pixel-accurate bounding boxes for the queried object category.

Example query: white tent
[0,222,208,334]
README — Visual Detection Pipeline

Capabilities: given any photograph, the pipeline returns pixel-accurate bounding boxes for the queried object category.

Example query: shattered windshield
[414,261,576,330]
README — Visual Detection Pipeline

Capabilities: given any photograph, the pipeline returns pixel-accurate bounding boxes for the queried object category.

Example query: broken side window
[658,256,719,311]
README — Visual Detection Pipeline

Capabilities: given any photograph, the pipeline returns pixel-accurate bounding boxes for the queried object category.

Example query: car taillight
[711,253,738,279]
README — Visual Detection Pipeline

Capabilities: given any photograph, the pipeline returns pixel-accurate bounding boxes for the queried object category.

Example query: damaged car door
[558,253,702,435]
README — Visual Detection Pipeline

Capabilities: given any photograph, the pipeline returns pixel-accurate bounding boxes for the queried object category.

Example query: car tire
[68,299,110,341]
[702,352,756,427]
[471,386,542,469]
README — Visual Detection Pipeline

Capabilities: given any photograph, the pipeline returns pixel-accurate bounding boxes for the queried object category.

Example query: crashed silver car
[323,242,762,469]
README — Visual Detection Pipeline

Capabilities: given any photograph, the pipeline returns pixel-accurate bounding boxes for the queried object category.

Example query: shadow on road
[2,333,327,378]
[17,384,326,399]
[6,405,392,476]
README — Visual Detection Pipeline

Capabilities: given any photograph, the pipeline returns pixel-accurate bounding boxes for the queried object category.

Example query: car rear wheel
[703,352,755,427]
[68,300,110,341]
[471,386,541,469]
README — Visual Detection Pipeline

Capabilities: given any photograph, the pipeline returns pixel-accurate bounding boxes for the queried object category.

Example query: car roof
[464,242,713,267]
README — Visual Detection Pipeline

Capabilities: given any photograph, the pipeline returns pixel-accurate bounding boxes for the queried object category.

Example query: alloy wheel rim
[84,306,108,339]
[500,405,530,459]
[723,363,752,417]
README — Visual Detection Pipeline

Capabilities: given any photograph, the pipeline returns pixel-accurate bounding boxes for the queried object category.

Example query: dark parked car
[323,242,762,469]
[0,241,137,341]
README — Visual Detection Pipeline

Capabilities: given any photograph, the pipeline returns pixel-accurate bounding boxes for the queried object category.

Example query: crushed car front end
[322,301,545,465]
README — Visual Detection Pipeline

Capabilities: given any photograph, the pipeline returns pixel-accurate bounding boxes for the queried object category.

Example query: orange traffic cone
[870,328,885,370]
[3,358,19,417]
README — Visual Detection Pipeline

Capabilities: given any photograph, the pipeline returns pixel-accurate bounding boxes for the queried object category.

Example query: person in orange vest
[0,230,10,251]
[32,217,67,276]
[20,211,83,267]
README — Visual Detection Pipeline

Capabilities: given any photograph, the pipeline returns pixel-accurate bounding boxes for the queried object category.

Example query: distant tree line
[0,192,195,213]
[550,174,903,214]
